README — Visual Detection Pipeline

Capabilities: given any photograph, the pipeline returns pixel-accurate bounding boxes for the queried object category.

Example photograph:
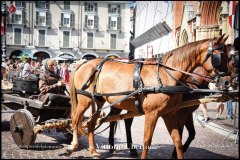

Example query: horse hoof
[109,148,117,154]
[66,144,78,154]
[91,152,101,159]
[130,149,138,157]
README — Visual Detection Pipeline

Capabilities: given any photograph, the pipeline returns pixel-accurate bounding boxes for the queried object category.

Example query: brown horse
[68,35,229,159]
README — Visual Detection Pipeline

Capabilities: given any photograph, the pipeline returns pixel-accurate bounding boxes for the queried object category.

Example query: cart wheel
[10,109,36,148]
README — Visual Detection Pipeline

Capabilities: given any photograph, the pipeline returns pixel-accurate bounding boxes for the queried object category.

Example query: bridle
[201,39,230,78]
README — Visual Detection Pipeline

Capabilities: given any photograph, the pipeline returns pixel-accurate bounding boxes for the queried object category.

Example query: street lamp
[1,1,9,61]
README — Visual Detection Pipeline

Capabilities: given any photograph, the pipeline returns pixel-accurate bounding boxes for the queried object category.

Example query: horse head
[200,34,232,90]
[215,44,239,90]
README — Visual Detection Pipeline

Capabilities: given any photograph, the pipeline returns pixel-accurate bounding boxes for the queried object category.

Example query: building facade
[131,1,173,59]
[3,1,132,62]
[172,1,239,49]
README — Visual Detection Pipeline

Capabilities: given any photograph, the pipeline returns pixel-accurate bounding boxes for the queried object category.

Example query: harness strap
[133,60,144,114]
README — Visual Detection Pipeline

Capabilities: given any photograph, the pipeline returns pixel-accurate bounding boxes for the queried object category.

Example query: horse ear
[221,35,229,43]
[216,33,226,44]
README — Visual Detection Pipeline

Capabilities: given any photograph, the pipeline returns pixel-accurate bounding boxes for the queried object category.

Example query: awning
[17,48,37,60]
[130,21,172,48]
[56,52,79,60]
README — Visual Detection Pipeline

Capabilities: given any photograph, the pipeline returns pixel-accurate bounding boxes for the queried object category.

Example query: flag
[9,1,16,14]
[1,22,4,36]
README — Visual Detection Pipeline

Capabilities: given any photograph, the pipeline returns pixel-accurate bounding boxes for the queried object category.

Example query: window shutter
[108,17,111,29]
[46,1,50,9]
[22,10,26,24]
[117,17,121,30]
[108,4,111,12]
[70,13,74,28]
[35,1,38,8]
[46,11,51,26]
[85,15,87,28]
[61,13,64,26]
[118,5,120,14]
[36,11,39,25]
[22,2,26,8]
[11,14,15,23]
[94,3,97,12]
[84,2,87,11]
[94,15,98,29]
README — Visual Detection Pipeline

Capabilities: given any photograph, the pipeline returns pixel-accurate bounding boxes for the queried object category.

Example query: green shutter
[108,4,111,13]
[117,17,121,30]
[118,5,120,14]
[85,15,87,28]
[84,2,87,11]
[108,17,111,29]
[94,15,98,29]
[35,1,38,8]
[71,13,74,28]
[46,1,50,9]
[22,10,26,24]
[46,11,51,26]
[12,14,15,23]
[22,2,26,8]
[94,3,97,12]
[36,11,39,25]
[61,13,64,26]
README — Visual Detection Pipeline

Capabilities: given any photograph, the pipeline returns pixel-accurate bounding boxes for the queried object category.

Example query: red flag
[9,1,16,14]
[1,22,4,36]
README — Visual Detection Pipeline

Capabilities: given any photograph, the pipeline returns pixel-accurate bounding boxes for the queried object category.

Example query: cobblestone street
[1,108,239,159]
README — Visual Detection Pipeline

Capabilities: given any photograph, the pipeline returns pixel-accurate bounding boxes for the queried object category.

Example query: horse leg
[67,96,92,154]
[108,107,122,153]
[88,100,106,158]
[182,113,195,152]
[163,113,184,159]
[172,124,184,159]
[124,115,138,157]
[141,112,159,159]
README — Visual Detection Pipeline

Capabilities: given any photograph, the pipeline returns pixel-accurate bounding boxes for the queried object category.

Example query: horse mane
[161,39,209,69]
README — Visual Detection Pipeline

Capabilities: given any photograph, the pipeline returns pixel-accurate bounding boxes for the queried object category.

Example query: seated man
[38,58,70,106]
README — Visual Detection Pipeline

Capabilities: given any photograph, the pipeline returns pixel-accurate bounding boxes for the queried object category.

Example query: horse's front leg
[141,111,159,159]
[163,113,184,159]
[124,116,138,156]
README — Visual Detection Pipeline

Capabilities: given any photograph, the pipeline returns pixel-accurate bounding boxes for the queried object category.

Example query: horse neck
[163,41,203,75]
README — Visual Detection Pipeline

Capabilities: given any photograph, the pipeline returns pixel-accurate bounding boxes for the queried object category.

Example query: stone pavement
[1,107,239,159]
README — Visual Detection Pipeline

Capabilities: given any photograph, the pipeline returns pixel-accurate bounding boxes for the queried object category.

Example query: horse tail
[70,67,77,118]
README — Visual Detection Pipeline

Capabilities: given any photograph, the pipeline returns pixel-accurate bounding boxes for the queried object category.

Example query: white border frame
[37,28,47,46]
[86,31,95,49]
[109,32,118,50]
[62,29,72,48]
[12,26,23,45]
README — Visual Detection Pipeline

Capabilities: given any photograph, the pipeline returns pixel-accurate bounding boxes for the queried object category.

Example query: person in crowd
[226,100,233,120]
[1,62,7,80]
[19,57,37,80]
[215,102,225,119]
[200,103,210,122]
[60,62,70,95]
[38,58,70,106]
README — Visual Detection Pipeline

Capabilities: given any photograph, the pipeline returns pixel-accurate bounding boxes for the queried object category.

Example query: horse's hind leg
[88,99,106,158]
[124,114,138,156]
[141,111,159,159]
[67,95,92,153]
[163,113,184,159]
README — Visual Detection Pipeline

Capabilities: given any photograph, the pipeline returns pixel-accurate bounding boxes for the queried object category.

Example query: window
[87,32,93,48]
[14,28,21,45]
[109,17,117,30]
[110,34,117,49]
[108,4,120,13]
[185,4,194,20]
[87,15,94,28]
[85,2,97,12]
[39,1,46,8]
[38,30,46,46]
[63,31,70,47]
[61,13,74,27]
[12,10,22,24]
[64,1,70,10]
[38,12,46,25]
